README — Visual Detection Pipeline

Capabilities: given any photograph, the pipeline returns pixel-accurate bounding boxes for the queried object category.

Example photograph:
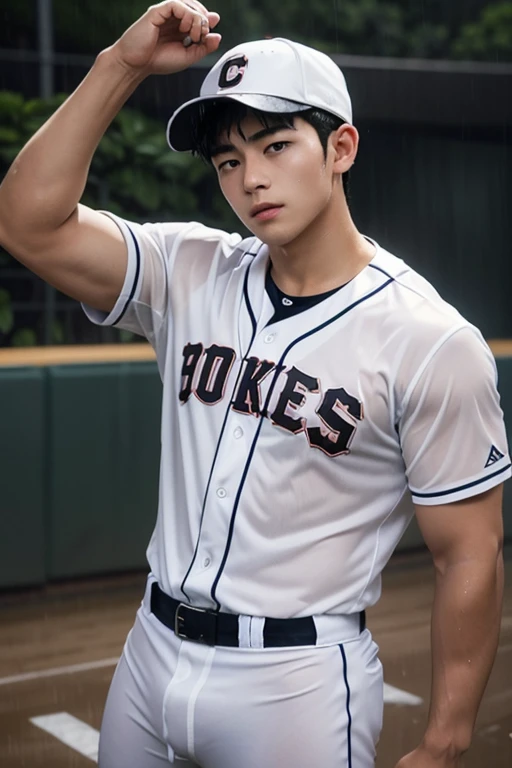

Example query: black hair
[190,99,351,197]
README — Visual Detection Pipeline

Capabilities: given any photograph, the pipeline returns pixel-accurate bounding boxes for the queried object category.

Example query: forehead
[215,112,300,146]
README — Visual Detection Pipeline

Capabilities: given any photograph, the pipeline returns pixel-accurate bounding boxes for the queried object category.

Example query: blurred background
[0,0,511,346]
[0,7,511,766]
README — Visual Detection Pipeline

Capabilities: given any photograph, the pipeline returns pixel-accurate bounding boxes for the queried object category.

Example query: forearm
[0,48,144,241]
[423,546,504,758]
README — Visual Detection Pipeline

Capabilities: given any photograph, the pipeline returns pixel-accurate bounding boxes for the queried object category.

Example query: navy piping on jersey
[210,274,394,607]
[180,246,260,602]
[339,644,353,768]
[112,226,141,326]
[243,254,258,337]
[368,262,393,279]
[412,462,511,499]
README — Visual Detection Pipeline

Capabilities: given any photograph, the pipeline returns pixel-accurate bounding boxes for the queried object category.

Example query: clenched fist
[394,745,462,768]
[108,1,221,76]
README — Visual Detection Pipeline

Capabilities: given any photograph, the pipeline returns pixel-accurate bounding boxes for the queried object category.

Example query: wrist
[421,728,471,760]
[95,45,149,88]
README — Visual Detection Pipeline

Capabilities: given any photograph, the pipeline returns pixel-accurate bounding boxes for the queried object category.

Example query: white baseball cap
[167,38,353,151]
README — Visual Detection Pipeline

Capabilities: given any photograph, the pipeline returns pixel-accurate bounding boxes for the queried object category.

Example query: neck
[267,189,375,297]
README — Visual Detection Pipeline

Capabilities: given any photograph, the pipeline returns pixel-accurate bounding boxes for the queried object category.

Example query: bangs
[190,100,297,164]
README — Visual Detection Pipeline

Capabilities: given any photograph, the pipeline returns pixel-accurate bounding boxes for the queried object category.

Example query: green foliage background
[1,0,512,60]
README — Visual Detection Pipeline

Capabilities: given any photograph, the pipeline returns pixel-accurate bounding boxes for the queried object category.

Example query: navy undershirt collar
[265,267,346,325]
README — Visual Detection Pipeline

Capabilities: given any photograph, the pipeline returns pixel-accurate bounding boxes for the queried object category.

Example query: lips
[250,203,283,218]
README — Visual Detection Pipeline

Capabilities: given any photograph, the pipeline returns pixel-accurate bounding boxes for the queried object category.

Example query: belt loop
[312,612,362,644]
[238,615,252,648]
[249,617,265,649]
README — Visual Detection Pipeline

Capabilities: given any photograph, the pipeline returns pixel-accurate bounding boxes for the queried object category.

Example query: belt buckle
[175,602,215,644]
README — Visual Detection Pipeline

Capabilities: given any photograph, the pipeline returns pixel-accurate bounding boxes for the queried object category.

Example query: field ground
[0,548,510,767]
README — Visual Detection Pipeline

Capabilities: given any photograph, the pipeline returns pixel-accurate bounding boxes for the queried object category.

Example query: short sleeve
[399,326,511,505]
[82,212,242,346]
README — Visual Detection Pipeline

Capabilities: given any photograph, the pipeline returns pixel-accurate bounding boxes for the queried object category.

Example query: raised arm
[395,486,504,767]
[0,1,221,312]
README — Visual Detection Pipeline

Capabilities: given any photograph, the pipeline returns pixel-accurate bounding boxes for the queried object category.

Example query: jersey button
[264,333,275,344]
[234,427,243,439]
[216,487,227,498]
[203,557,211,568]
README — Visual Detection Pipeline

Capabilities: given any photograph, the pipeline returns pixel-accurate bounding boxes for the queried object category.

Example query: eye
[217,158,239,172]
[266,141,290,154]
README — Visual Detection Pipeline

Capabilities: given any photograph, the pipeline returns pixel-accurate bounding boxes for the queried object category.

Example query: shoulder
[139,219,247,261]
[371,243,471,345]
[367,243,496,398]
[100,211,251,265]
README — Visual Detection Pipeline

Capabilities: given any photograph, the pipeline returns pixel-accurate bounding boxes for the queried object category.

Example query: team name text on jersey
[179,342,364,457]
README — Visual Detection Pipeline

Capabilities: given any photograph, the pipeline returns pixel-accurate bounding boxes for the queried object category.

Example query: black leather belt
[150,582,366,647]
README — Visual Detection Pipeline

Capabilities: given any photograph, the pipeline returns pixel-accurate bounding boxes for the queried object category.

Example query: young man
[0,3,509,767]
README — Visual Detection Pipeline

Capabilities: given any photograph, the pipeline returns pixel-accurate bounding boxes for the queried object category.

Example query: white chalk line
[30,712,99,762]
[0,657,119,686]
[384,683,423,706]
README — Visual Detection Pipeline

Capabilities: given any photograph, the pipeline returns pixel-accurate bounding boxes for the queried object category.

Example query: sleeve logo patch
[485,445,505,468]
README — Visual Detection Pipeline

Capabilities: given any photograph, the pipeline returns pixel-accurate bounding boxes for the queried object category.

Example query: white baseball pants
[98,580,383,768]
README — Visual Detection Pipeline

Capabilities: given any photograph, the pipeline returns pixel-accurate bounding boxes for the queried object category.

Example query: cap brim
[166,94,310,152]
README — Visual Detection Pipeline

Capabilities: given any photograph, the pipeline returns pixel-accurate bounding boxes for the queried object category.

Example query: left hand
[394,745,462,768]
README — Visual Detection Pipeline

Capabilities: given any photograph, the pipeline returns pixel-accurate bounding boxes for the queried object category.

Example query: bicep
[7,204,127,312]
[415,485,504,568]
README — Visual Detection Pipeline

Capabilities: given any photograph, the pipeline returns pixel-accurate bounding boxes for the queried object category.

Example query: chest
[165,255,401,462]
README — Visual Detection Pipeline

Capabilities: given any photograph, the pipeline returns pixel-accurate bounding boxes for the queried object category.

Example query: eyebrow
[210,124,293,158]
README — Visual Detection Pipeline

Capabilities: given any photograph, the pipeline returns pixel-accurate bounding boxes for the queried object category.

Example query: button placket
[183,379,267,596]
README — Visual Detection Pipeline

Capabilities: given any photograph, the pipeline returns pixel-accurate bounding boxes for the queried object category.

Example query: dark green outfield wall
[46,363,162,580]
[0,361,162,589]
[0,367,46,587]
[0,358,511,589]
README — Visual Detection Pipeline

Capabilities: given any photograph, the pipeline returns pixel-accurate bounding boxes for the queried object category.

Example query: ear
[330,124,359,175]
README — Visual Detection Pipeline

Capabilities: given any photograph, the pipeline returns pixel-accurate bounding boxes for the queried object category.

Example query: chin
[246,222,307,248]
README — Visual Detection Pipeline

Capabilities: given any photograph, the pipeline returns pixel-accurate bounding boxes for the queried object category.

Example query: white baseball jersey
[84,213,511,619]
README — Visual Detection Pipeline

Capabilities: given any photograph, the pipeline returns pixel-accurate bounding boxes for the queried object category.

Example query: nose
[243,156,270,194]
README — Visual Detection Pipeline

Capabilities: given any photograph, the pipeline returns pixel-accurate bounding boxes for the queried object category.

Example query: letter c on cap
[218,55,248,89]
